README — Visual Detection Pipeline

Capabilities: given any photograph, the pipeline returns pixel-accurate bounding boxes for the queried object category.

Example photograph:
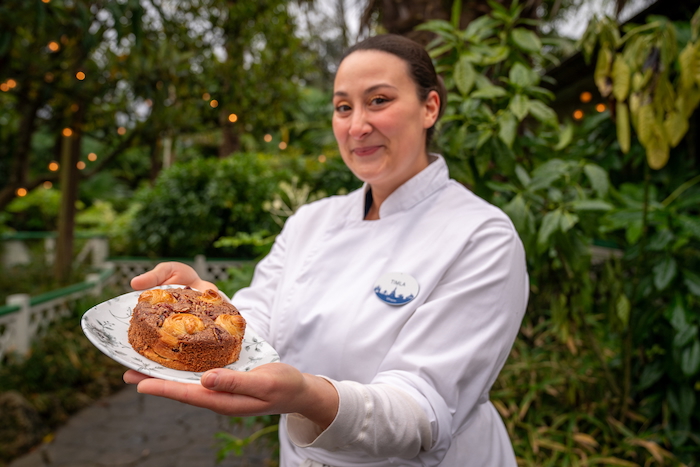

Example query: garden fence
[0,251,251,363]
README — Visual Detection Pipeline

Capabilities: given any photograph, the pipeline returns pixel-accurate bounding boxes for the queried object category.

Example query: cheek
[332,117,347,144]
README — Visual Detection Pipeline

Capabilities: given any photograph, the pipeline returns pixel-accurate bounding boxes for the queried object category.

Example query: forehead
[334,50,413,92]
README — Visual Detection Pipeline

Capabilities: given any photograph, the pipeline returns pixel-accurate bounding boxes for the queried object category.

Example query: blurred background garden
[1,0,700,465]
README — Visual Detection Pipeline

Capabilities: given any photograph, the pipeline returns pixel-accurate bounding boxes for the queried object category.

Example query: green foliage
[579,7,700,169]
[422,1,700,463]
[4,188,61,231]
[128,155,278,258]
[128,151,357,259]
[418,0,571,199]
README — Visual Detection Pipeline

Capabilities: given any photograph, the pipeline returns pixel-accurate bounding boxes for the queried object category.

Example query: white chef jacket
[231,154,529,466]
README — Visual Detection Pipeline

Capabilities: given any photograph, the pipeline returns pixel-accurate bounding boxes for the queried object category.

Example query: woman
[126,34,528,466]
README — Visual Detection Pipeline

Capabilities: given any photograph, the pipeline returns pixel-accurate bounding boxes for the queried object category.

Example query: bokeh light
[278,142,287,150]
[318,155,326,163]
[48,162,59,171]
[76,72,85,80]
[62,128,73,137]
[264,134,272,143]
[210,99,218,108]
[48,41,60,52]
[228,113,238,123]
[117,127,126,135]
[573,110,584,120]
[596,103,607,113]
[77,161,86,170]
[580,92,592,103]
[16,188,27,197]
[43,181,53,189]
[88,152,97,161]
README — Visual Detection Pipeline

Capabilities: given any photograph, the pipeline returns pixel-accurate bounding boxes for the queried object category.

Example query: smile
[352,145,382,156]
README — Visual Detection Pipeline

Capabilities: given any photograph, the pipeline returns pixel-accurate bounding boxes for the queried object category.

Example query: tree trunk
[54,105,84,284]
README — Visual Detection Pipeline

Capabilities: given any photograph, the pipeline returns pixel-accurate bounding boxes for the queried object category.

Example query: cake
[127,287,246,372]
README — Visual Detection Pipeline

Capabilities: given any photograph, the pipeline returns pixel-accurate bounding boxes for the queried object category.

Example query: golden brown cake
[128,287,246,372]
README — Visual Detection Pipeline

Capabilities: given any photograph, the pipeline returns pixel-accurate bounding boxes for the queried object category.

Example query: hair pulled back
[339,34,446,148]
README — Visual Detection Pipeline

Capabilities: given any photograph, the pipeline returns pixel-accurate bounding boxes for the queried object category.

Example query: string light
[202,92,210,100]
[43,181,53,189]
[210,99,218,108]
[6,79,16,89]
[117,126,126,135]
[278,142,287,150]
[16,188,27,197]
[77,161,86,170]
[318,154,326,163]
[573,110,584,120]
[48,161,59,171]
[0,83,8,92]
[76,72,85,80]
[62,128,73,137]
[580,92,592,103]
[264,134,272,143]
[228,113,238,123]
[88,152,97,161]
[48,41,60,52]
[596,103,607,113]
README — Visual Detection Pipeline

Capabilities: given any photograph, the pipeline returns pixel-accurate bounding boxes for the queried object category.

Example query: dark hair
[339,34,446,148]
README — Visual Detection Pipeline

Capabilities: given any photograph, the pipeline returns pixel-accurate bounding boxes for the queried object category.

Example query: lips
[352,145,382,156]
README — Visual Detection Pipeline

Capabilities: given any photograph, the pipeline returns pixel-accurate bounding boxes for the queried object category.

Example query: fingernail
[203,371,218,387]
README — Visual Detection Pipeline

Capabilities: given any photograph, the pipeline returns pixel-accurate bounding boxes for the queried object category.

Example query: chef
[126,34,529,466]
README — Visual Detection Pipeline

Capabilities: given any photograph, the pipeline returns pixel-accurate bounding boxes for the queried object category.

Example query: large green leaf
[509,62,536,88]
[674,325,699,348]
[511,27,541,53]
[527,100,557,126]
[583,164,610,198]
[537,209,562,252]
[454,56,476,95]
[653,256,677,291]
[509,94,529,121]
[570,200,614,211]
[498,111,517,148]
[681,340,700,376]
[683,269,700,296]
[470,85,507,99]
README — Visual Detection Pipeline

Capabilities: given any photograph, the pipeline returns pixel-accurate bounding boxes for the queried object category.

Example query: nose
[348,108,372,140]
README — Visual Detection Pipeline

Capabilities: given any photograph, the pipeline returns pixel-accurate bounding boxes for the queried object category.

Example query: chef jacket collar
[358,153,449,220]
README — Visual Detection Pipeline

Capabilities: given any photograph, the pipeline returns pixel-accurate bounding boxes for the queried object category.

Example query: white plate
[81,285,279,384]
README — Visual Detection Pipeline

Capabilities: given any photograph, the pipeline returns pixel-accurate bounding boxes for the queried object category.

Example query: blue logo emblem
[374,272,419,306]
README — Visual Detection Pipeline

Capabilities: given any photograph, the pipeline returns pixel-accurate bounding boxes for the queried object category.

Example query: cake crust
[127,287,246,372]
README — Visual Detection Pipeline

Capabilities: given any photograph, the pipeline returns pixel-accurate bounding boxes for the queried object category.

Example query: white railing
[0,265,116,361]
[0,256,252,363]
[109,255,251,290]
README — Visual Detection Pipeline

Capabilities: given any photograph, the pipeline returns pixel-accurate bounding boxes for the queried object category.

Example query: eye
[334,103,351,113]
[370,96,390,106]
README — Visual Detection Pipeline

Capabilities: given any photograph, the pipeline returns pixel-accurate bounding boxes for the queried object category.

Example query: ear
[422,90,441,129]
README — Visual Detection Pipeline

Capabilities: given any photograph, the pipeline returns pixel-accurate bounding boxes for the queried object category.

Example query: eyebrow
[333,83,398,98]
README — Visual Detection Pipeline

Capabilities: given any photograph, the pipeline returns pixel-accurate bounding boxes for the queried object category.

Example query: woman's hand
[124,363,339,430]
[130,261,218,292]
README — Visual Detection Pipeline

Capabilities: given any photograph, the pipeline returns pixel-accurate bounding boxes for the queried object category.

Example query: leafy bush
[128,155,279,258]
[128,152,357,259]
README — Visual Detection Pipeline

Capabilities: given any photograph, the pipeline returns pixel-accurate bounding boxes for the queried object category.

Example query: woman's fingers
[123,369,153,384]
[135,375,272,416]
[130,262,217,291]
